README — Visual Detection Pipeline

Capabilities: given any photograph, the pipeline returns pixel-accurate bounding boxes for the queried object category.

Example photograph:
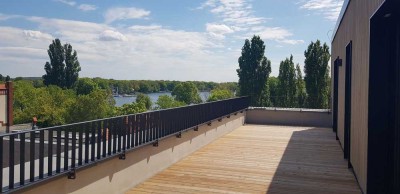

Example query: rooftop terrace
[128,125,361,194]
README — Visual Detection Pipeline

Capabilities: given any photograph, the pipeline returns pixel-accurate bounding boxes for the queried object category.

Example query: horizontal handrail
[0,96,249,193]
[248,107,331,113]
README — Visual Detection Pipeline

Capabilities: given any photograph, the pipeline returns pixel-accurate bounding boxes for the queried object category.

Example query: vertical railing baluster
[64,128,69,171]
[30,131,35,182]
[147,113,150,141]
[78,124,83,166]
[91,122,96,161]
[117,118,122,153]
[56,128,61,173]
[130,116,135,148]
[9,134,15,189]
[97,121,102,159]
[102,119,107,158]
[113,118,117,154]
[123,117,127,151]
[85,123,90,163]
[126,116,130,149]
[108,119,112,156]
[71,127,76,169]
[139,114,143,145]
[20,133,25,185]
[135,115,139,147]
[48,129,53,176]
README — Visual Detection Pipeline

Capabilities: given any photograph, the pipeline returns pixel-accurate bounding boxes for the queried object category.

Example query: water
[114,92,210,107]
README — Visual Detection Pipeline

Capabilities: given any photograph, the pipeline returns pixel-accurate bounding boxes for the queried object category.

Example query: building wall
[332,0,385,192]
[0,95,6,125]
[246,108,332,128]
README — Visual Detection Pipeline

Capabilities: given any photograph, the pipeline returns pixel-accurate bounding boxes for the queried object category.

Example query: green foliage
[304,40,330,108]
[115,102,147,115]
[268,77,279,106]
[172,82,202,104]
[207,89,233,102]
[259,80,271,106]
[74,78,99,95]
[296,64,307,107]
[277,55,297,107]
[237,35,271,106]
[43,39,81,89]
[13,80,115,127]
[67,89,115,123]
[136,93,152,109]
[155,95,185,109]
[13,81,76,127]
[64,43,81,88]
[5,75,10,82]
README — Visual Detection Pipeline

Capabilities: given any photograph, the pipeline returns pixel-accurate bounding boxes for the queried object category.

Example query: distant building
[0,81,13,130]
[332,0,399,193]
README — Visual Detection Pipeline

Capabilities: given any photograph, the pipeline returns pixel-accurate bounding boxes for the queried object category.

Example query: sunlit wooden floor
[126,125,361,194]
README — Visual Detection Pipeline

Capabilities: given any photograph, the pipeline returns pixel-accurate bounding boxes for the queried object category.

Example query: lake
[114,92,210,107]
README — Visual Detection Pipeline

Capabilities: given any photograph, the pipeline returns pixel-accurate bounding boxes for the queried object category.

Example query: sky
[0,0,344,82]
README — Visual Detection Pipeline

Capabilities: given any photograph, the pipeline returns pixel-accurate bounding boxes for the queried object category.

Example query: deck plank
[127,125,361,194]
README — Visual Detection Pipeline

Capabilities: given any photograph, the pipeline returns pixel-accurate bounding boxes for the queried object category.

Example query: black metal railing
[0,96,249,193]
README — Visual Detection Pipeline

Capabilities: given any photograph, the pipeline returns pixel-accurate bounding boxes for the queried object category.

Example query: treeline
[15,77,238,94]
[12,79,235,127]
[97,79,237,94]
[238,36,330,109]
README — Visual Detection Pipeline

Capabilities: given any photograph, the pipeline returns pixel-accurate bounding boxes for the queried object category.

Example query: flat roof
[332,0,350,42]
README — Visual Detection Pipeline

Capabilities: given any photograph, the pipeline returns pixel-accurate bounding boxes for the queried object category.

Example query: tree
[304,40,330,108]
[5,75,10,82]
[67,89,114,123]
[43,39,81,88]
[115,102,147,115]
[268,77,279,106]
[295,64,307,107]
[74,78,99,95]
[136,93,152,110]
[0,74,3,82]
[172,82,202,104]
[207,89,233,102]
[277,55,296,107]
[237,35,271,106]
[155,95,185,109]
[64,43,81,88]
[13,81,75,127]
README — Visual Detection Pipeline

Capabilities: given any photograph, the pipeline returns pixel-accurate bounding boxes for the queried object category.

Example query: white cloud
[54,0,76,6]
[99,30,127,41]
[0,13,20,21]
[0,14,239,81]
[300,0,344,21]
[200,0,267,29]
[78,4,97,11]
[244,27,304,45]
[129,25,162,31]
[104,7,150,24]
[23,30,53,40]
[206,23,234,39]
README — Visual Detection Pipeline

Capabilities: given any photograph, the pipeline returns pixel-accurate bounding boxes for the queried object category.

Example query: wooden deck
[127,125,361,194]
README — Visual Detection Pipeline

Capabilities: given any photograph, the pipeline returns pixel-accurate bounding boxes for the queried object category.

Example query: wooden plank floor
[127,125,361,194]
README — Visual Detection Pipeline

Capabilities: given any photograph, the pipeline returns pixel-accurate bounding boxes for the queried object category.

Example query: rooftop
[127,125,361,194]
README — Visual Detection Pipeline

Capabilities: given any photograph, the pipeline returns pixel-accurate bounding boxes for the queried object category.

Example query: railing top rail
[248,107,331,112]
[0,96,249,138]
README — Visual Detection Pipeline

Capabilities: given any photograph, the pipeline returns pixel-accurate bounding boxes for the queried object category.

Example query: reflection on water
[114,92,210,107]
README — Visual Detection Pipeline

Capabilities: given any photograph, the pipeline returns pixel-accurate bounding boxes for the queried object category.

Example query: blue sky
[0,0,343,82]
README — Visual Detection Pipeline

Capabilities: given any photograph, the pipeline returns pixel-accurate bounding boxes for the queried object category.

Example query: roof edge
[332,0,350,42]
